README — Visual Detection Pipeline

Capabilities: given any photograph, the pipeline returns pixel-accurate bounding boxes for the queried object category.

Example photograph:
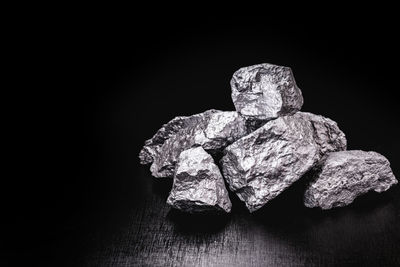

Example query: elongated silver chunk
[167,147,232,213]
[139,110,247,178]
[304,150,398,210]
[139,113,206,165]
[231,63,304,121]
[220,112,346,212]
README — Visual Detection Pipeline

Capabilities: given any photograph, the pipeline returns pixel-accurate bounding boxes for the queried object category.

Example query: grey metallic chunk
[167,147,232,213]
[138,114,204,165]
[304,150,398,210]
[231,63,304,121]
[140,110,247,178]
[220,112,346,212]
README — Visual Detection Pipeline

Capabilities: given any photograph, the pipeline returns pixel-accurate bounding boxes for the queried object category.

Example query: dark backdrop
[3,8,399,267]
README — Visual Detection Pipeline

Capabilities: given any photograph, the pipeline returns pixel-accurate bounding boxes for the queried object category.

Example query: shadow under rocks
[166,209,231,234]
[249,173,313,232]
[250,170,399,235]
[344,185,399,211]
[151,177,173,199]
[303,184,400,222]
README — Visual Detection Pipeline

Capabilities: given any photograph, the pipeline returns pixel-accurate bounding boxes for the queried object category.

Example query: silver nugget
[221,112,346,212]
[167,147,232,213]
[231,63,304,121]
[139,110,247,178]
[304,150,398,209]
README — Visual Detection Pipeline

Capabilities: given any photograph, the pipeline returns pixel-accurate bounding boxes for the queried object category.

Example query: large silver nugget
[139,110,247,178]
[220,112,346,212]
[231,63,304,121]
[304,150,397,210]
[167,147,232,213]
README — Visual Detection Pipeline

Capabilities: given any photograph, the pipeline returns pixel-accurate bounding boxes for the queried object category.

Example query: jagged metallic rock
[220,112,346,212]
[138,110,216,165]
[167,147,232,213]
[231,63,304,121]
[139,109,247,178]
[304,150,398,210]
[138,115,194,165]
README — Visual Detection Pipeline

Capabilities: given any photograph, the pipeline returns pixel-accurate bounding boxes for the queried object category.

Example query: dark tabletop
[4,10,399,267]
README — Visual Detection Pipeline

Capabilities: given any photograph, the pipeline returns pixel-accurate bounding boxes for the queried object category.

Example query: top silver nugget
[231,63,304,121]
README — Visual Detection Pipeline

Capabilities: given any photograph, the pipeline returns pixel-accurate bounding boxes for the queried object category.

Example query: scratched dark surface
[78,175,400,266]
[4,11,400,267]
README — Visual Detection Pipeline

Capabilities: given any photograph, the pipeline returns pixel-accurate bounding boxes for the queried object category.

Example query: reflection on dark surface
[167,210,231,234]
[151,177,173,199]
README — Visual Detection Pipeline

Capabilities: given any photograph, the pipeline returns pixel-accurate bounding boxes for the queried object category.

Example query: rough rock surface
[167,147,232,213]
[231,63,304,121]
[304,150,398,209]
[139,109,247,178]
[220,112,346,212]
[299,112,347,157]
[139,113,206,165]
[243,118,270,133]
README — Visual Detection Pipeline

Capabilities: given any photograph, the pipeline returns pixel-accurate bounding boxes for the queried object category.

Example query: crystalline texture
[167,147,232,213]
[220,112,346,212]
[304,150,398,209]
[231,63,304,121]
[139,109,247,178]
[138,114,203,165]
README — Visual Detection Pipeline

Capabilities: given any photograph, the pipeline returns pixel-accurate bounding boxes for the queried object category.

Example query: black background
[3,8,400,266]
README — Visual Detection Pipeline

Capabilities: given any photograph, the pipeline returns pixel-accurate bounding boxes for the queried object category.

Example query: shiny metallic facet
[304,150,398,210]
[220,112,346,212]
[139,110,247,178]
[167,147,232,213]
[231,63,304,121]
[138,114,203,165]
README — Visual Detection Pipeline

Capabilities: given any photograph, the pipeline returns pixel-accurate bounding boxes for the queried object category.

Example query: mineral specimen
[231,63,304,121]
[139,109,247,178]
[139,62,396,214]
[220,112,346,212]
[167,147,232,213]
[139,113,203,165]
[304,150,398,209]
